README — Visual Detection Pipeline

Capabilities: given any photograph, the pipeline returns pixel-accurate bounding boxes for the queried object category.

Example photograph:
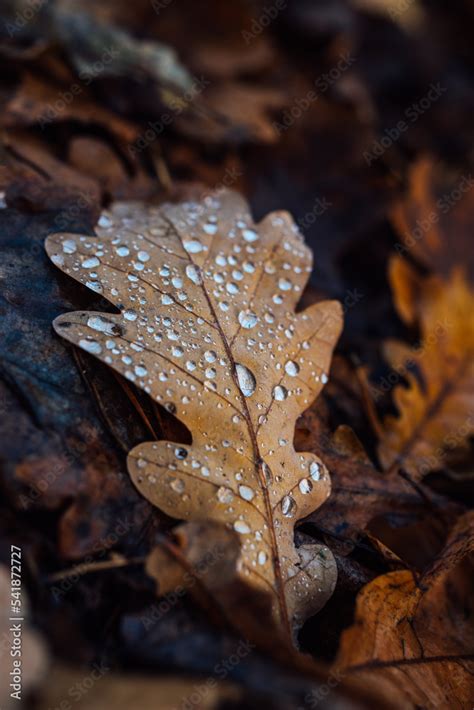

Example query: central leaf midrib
[162,214,292,636]
[202,281,292,637]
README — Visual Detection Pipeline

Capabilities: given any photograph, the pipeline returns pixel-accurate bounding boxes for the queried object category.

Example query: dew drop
[258,551,267,565]
[87,316,120,336]
[260,461,273,485]
[204,350,217,363]
[62,239,77,254]
[82,256,100,269]
[161,294,173,305]
[238,485,255,501]
[98,215,112,228]
[242,228,258,242]
[170,478,185,494]
[234,520,251,534]
[175,447,187,459]
[273,385,288,401]
[299,478,313,495]
[217,486,234,504]
[203,222,218,235]
[138,251,150,262]
[278,277,292,291]
[183,240,203,254]
[309,462,321,481]
[238,310,258,329]
[284,360,300,377]
[116,245,130,257]
[281,495,297,518]
[235,363,256,397]
[79,338,102,354]
[185,264,202,285]
[123,309,137,321]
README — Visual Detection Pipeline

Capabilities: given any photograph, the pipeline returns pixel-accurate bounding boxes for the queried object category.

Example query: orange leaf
[378,256,474,480]
[335,512,474,708]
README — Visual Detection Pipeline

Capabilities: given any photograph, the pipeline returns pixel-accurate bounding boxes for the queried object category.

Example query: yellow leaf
[378,256,474,480]
[45,189,343,638]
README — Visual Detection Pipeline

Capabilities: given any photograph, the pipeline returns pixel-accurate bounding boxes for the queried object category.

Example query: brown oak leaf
[45,189,343,638]
[334,512,474,709]
[391,156,474,282]
[377,256,474,480]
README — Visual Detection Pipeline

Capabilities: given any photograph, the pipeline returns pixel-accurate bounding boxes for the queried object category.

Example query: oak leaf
[334,512,474,708]
[45,189,343,637]
[377,256,474,480]
[391,157,474,282]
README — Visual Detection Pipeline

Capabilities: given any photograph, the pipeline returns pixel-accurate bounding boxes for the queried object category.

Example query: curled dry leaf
[45,189,343,639]
[335,512,474,708]
[377,256,474,480]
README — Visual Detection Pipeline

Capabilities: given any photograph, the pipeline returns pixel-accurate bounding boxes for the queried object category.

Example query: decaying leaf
[391,156,474,282]
[45,190,343,638]
[335,512,474,708]
[377,256,474,480]
[301,418,461,557]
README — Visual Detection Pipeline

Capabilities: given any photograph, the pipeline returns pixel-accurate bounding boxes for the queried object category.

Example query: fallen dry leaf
[3,73,138,144]
[45,189,343,639]
[391,156,474,282]
[301,418,460,557]
[377,256,474,480]
[177,82,288,145]
[335,512,474,708]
